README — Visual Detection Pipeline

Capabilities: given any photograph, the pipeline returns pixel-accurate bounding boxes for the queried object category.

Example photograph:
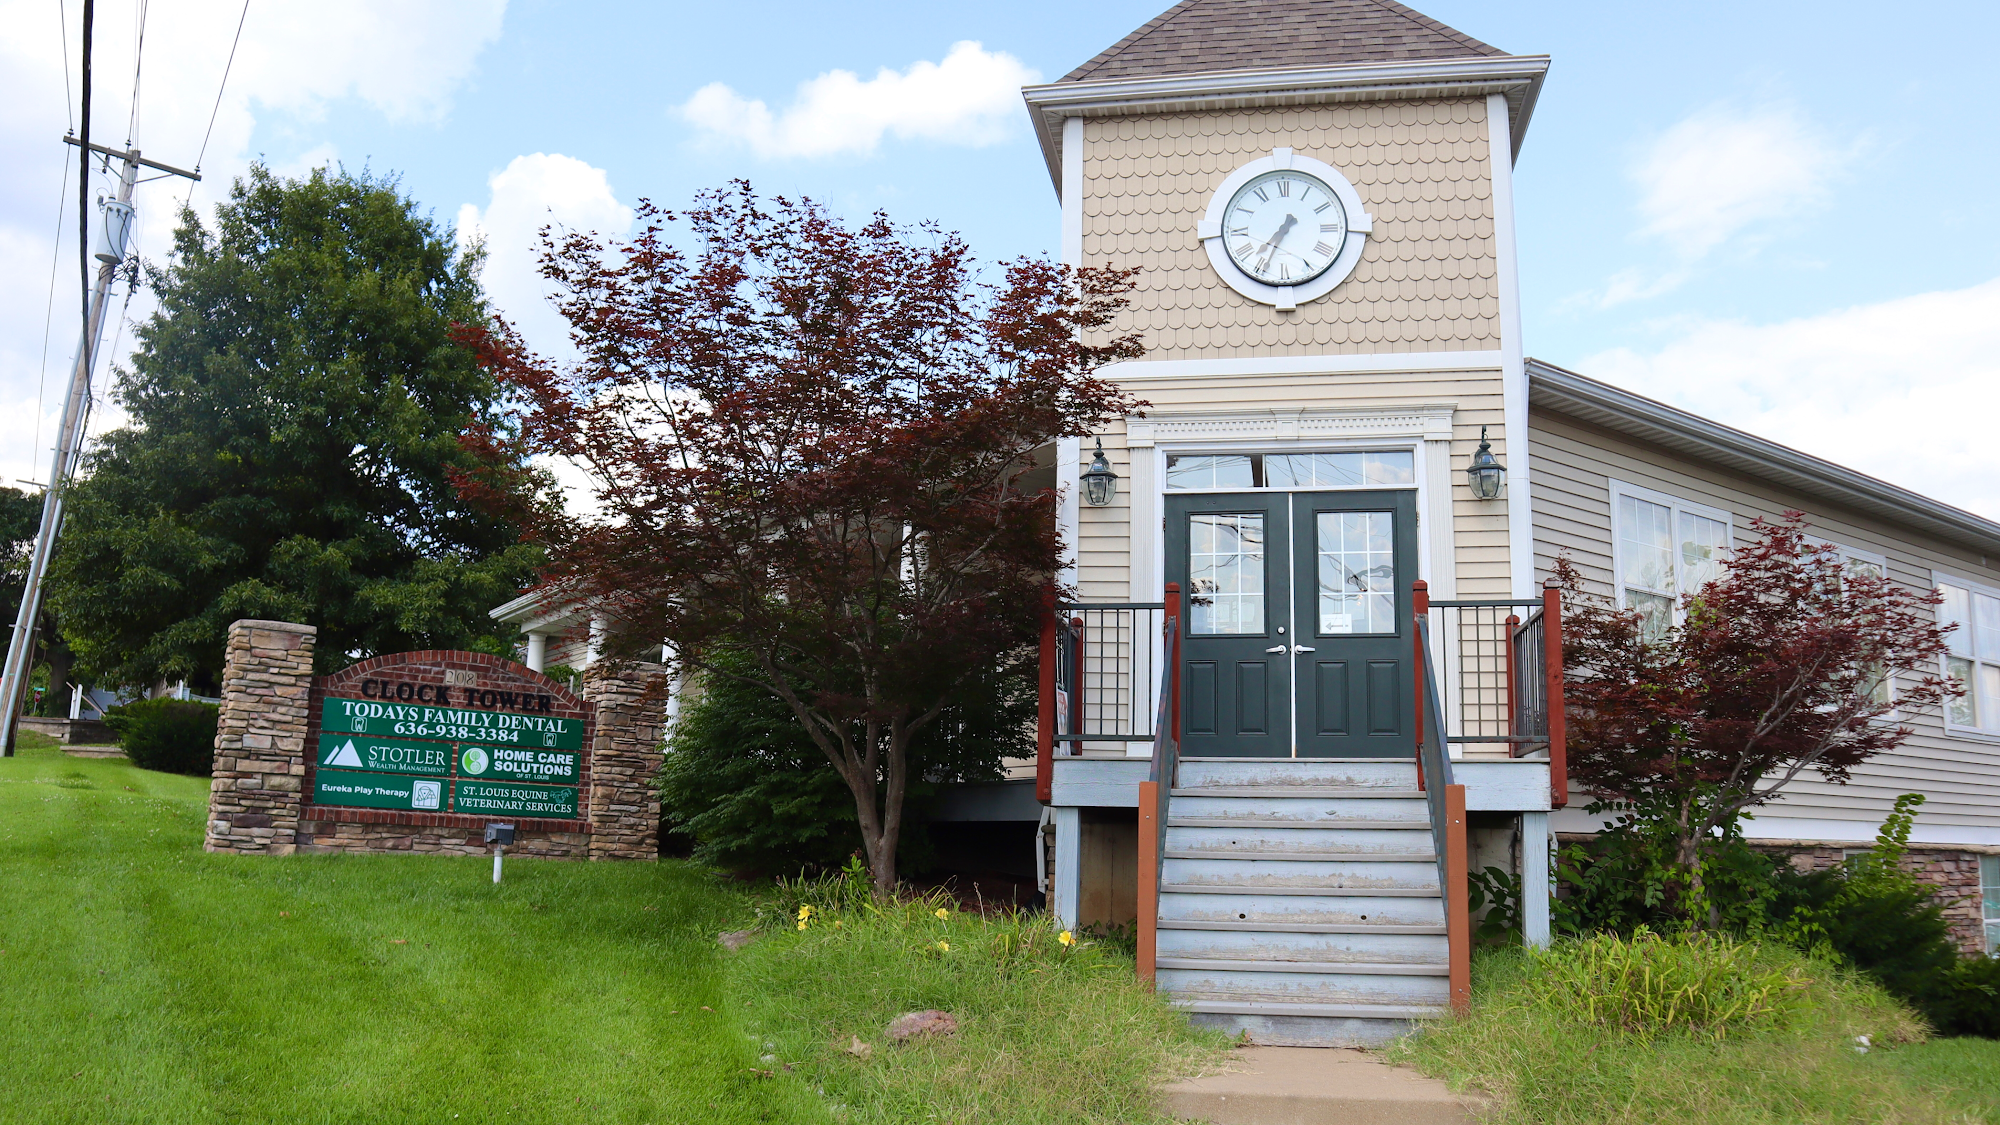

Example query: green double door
[1167,489,1418,758]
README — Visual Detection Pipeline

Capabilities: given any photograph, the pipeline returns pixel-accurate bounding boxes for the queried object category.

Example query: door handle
[1264,645,1287,654]
[1292,645,1316,654]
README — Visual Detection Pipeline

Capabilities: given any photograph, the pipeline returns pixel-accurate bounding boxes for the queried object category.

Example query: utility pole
[0,140,198,755]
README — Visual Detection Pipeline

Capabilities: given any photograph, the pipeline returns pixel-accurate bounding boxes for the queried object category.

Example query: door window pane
[1679,512,1729,592]
[1618,495,1674,595]
[1188,514,1266,635]
[1316,511,1396,635]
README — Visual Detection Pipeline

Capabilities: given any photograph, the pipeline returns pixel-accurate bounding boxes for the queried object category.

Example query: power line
[125,0,149,147]
[57,0,73,134]
[33,159,73,490]
[77,0,92,336]
[195,0,250,174]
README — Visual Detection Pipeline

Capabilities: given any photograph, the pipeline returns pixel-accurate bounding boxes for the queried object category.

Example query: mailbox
[484,822,516,846]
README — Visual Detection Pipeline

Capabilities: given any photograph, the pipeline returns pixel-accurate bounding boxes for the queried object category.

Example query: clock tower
[1022,0,1547,608]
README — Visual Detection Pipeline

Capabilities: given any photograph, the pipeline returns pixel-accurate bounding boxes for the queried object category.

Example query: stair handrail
[1414,612,1455,888]
[1136,585,1181,983]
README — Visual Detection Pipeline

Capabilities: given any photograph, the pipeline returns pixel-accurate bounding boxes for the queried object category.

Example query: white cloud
[1579,103,1846,309]
[455,152,631,359]
[0,0,507,490]
[678,41,1040,159]
[1582,276,2000,520]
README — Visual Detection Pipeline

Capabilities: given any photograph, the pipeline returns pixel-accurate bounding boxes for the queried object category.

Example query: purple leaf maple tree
[1557,513,1958,919]
[455,184,1142,891]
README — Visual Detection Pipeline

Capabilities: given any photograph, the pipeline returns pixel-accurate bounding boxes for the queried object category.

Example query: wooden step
[1170,999,1450,1020]
[1172,787,1428,799]
[1161,883,1440,898]
[1156,957,1448,977]
[1166,848,1437,863]
[1169,817,1425,830]
[1159,919,1447,935]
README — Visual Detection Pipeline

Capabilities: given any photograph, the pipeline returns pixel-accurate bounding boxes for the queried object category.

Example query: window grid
[1611,484,1731,640]
[1937,579,2000,733]
[1166,450,1415,491]
[1188,513,1267,636]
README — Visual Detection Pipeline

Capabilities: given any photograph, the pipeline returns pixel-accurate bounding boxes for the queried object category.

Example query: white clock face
[1220,170,1348,287]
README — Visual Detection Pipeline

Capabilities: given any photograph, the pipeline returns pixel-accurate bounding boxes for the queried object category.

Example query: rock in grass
[886,1010,957,1041]
[718,929,758,951]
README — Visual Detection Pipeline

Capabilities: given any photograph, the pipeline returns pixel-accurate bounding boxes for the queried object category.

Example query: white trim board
[1099,351,1503,382]
[1126,403,1457,448]
[1490,91,1533,600]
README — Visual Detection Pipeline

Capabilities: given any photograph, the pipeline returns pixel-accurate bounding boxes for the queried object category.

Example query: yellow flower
[797,904,813,921]
[1058,930,1075,947]
[936,941,951,953]
[934,908,949,920]
[797,920,808,931]
[833,919,843,929]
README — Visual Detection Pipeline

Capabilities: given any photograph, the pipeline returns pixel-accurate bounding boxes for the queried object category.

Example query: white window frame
[1981,853,2000,955]
[1607,479,1733,628]
[1934,570,2000,744]
[1816,540,1896,709]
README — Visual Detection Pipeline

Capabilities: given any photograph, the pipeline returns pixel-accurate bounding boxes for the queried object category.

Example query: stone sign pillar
[205,620,316,855]
[582,661,670,860]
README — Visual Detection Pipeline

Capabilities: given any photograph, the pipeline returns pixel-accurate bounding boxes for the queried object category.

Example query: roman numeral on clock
[1313,241,1335,256]
[1276,178,1290,197]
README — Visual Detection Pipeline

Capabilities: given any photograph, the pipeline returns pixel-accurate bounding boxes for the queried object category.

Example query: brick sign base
[205,619,666,861]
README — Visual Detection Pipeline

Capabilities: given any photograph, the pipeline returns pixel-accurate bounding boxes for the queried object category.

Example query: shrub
[1555,798,1783,938]
[103,697,219,775]
[1925,956,2000,1039]
[1391,940,1939,1125]
[1531,930,1813,1039]
[660,651,1029,877]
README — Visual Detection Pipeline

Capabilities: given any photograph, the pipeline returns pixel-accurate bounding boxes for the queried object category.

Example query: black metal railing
[1426,599,1552,755]
[1053,601,1166,749]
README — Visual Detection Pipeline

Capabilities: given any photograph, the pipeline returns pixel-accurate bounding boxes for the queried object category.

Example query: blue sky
[4,0,1999,515]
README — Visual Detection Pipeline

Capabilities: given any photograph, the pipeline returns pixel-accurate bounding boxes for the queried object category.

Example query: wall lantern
[1080,438,1119,507]
[1466,426,1506,500]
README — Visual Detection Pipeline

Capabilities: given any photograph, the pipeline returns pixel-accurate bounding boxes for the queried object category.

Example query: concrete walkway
[1160,1047,1479,1125]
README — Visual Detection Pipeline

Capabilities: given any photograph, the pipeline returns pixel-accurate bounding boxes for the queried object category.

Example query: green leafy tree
[660,649,1029,876]
[47,165,547,687]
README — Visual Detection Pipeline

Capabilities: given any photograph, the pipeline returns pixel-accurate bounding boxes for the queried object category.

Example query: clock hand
[1253,213,1300,274]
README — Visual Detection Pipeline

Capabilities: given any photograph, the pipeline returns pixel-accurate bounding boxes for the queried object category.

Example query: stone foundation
[1771,844,1989,956]
[297,811,588,858]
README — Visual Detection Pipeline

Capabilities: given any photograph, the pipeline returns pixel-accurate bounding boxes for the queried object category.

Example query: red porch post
[1036,586,1056,804]
[1137,779,1159,983]
[1164,582,1181,738]
[1542,579,1567,809]
[1445,782,1471,1015]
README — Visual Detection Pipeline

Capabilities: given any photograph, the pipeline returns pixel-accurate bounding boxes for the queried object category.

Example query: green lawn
[1875,1038,2000,1123]
[0,735,1216,1124]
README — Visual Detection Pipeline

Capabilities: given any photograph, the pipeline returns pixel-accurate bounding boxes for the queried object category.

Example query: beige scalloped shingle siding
[1081,97,1498,358]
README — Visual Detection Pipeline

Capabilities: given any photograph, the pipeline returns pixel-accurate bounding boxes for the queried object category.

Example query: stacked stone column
[205,620,315,855]
[581,661,669,860]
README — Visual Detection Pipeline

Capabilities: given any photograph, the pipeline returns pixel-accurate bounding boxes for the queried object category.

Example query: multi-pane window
[1831,547,1893,705]
[1983,854,2000,955]
[1936,579,2000,732]
[1611,483,1731,638]
[1188,514,1266,635]
[1166,450,1414,491]
[1315,511,1396,635]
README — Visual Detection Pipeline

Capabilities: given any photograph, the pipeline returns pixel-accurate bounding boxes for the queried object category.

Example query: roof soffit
[1019,54,1549,193]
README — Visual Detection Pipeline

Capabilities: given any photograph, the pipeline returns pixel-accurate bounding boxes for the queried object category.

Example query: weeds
[1532,929,1812,1039]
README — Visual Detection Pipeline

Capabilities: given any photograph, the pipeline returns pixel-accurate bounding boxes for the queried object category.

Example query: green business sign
[321,697,583,750]
[317,732,451,777]
[453,780,579,819]
[313,769,448,812]
[456,744,580,785]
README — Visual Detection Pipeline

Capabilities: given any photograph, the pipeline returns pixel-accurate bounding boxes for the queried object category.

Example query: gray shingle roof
[1064,0,1506,83]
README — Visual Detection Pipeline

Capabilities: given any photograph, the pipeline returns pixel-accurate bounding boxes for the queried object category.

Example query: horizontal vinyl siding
[1529,407,2000,832]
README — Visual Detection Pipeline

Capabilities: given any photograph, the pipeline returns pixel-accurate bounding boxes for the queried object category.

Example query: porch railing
[1414,578,1568,809]
[1036,591,1171,803]
[1413,606,1469,1016]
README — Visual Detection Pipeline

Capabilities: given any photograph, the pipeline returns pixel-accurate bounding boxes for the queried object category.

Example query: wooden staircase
[1153,757,1450,1047]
